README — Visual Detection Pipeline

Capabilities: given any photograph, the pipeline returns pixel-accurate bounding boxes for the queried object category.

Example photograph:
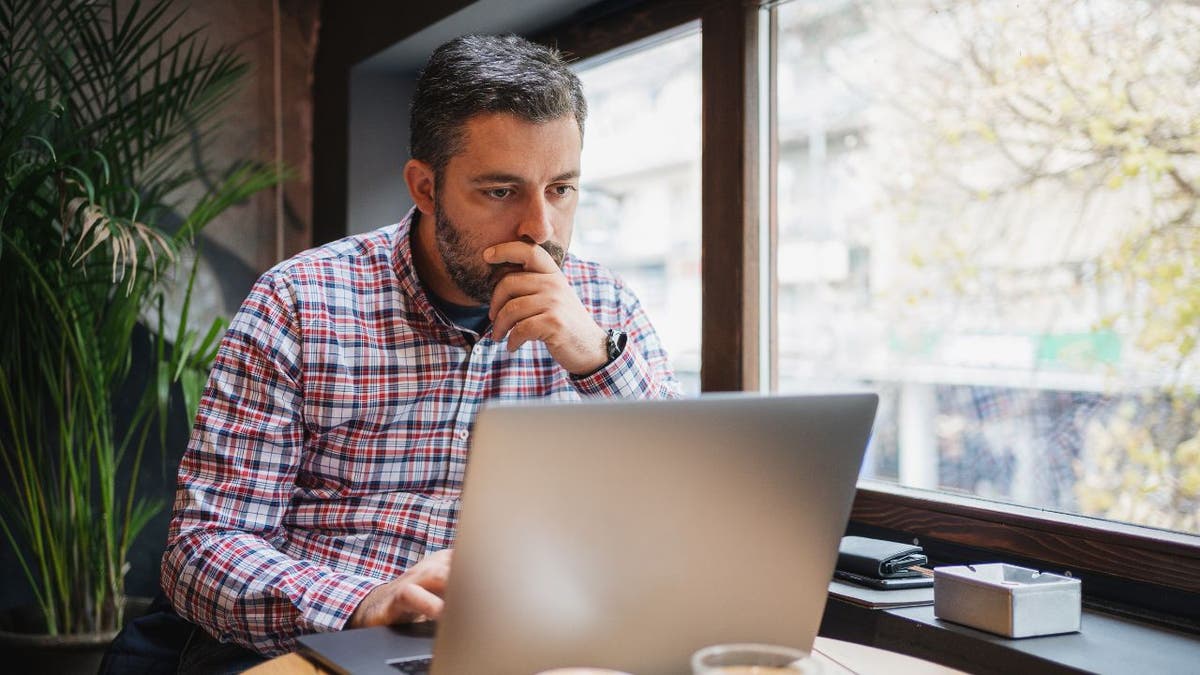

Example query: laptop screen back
[432,393,878,675]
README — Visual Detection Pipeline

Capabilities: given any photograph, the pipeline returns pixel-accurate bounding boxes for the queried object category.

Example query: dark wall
[347,69,418,234]
[109,330,200,601]
[313,1,475,245]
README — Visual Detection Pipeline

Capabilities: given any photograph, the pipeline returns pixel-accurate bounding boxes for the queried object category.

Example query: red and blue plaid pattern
[161,209,681,655]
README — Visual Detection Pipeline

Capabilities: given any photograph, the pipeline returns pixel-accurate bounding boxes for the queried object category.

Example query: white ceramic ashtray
[933,563,1081,638]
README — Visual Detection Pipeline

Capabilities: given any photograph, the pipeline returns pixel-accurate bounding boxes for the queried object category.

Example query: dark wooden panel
[276,0,320,262]
[851,481,1200,593]
[311,56,350,246]
[766,5,779,391]
[534,0,704,61]
[701,0,761,392]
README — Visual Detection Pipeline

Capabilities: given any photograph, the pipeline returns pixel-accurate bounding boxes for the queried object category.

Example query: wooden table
[245,636,966,674]
[811,637,965,674]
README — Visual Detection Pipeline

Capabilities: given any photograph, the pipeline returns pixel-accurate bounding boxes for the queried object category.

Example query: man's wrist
[346,577,390,629]
[570,328,627,378]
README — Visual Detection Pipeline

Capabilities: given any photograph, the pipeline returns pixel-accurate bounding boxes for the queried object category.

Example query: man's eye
[551,184,578,197]
[486,188,513,199]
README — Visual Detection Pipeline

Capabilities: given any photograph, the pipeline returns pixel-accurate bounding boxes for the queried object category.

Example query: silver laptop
[299,393,878,675]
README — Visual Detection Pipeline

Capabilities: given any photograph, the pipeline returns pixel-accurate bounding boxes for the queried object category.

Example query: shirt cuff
[297,571,387,634]
[570,340,656,398]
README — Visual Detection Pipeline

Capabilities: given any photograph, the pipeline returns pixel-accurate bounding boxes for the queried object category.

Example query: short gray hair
[409,34,587,176]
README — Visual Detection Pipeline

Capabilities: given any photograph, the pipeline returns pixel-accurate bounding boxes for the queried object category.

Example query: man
[159,33,680,670]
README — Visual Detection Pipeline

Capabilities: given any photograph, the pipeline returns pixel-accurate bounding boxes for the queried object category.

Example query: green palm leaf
[0,0,284,634]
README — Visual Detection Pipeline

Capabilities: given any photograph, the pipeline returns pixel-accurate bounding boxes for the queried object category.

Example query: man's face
[431,113,581,304]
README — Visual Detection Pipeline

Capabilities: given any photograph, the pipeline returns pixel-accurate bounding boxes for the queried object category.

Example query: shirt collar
[391,206,448,329]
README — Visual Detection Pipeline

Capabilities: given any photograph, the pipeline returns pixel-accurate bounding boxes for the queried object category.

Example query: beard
[434,196,567,305]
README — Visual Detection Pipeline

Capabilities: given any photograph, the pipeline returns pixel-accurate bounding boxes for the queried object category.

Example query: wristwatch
[605,328,628,365]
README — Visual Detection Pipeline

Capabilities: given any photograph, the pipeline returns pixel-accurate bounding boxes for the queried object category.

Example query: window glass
[573,29,703,394]
[774,0,1200,534]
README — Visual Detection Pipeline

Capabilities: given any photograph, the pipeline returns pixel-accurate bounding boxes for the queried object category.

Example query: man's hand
[486,241,609,375]
[349,549,452,628]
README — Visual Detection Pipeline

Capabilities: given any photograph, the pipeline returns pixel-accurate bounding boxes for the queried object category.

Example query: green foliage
[845,0,1199,532]
[1074,393,1200,533]
[862,0,1200,371]
[0,0,282,634]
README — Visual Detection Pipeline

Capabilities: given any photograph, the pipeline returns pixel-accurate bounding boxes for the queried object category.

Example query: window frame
[537,0,760,393]
[537,0,1200,614]
[854,481,1200,595]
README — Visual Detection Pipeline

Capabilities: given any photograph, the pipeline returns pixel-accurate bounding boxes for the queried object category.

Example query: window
[772,0,1200,536]
[572,29,704,393]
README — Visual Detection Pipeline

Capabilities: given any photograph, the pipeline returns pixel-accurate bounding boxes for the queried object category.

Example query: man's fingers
[484,241,558,274]
[351,549,455,628]
[489,272,553,321]
[477,243,605,372]
[409,548,453,593]
[492,295,548,339]
[411,561,451,594]
[395,583,446,621]
[506,315,554,353]
[377,580,446,625]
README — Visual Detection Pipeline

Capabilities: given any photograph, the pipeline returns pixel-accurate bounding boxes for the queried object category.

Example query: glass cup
[691,643,820,674]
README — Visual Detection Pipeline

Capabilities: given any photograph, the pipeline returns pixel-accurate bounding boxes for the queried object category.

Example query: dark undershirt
[427,290,491,336]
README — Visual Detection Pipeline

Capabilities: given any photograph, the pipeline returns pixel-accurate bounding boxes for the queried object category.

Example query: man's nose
[516,193,554,244]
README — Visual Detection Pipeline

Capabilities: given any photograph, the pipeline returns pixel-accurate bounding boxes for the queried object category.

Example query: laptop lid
[431,393,877,675]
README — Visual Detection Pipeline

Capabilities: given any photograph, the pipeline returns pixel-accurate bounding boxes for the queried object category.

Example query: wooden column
[701,0,762,392]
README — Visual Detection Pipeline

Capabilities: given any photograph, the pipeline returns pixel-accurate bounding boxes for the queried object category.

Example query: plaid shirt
[161,209,680,655]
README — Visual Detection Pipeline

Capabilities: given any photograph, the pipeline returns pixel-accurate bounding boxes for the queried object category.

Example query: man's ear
[404,159,436,215]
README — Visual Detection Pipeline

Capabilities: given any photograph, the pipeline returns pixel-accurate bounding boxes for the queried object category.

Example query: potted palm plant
[0,0,282,669]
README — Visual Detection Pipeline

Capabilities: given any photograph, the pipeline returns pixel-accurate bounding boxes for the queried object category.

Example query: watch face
[608,329,627,361]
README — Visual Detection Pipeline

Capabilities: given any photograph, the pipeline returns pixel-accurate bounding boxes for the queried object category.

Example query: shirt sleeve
[160,272,383,656]
[572,281,683,399]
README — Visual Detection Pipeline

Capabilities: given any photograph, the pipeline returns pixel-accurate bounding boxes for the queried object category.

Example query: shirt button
[456,430,469,441]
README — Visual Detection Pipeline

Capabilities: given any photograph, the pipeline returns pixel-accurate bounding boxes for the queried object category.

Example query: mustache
[539,240,566,268]
[489,240,567,272]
